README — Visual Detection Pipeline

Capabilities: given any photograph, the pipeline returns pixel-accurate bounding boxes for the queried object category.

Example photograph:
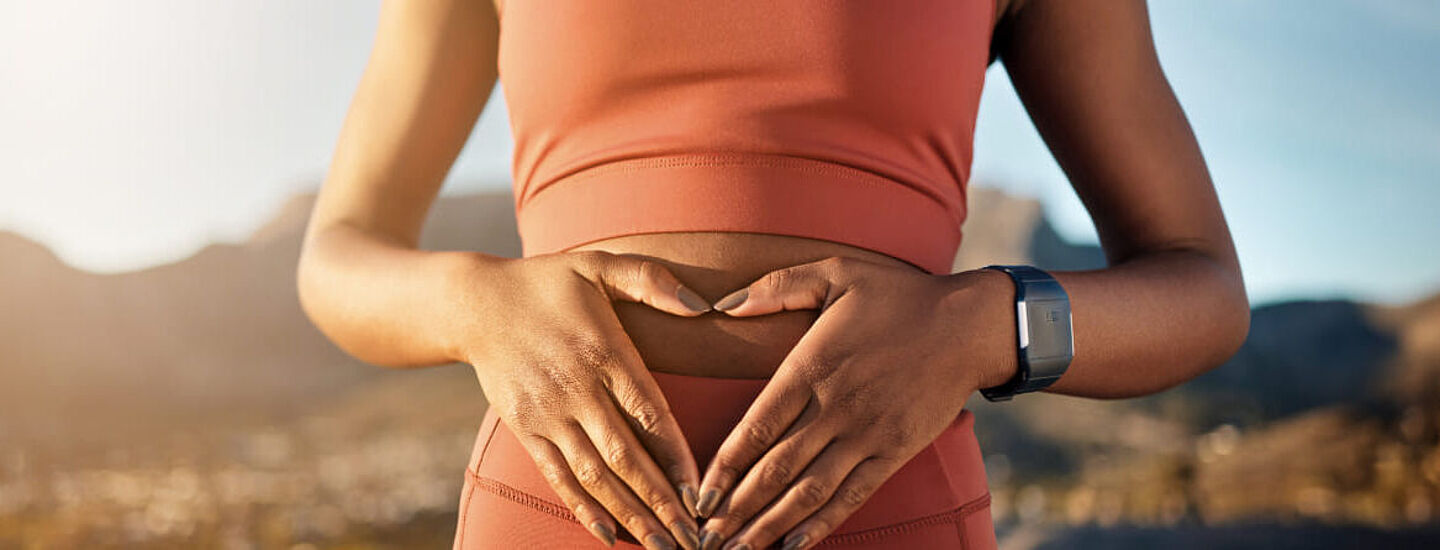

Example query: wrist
[437,251,513,366]
[942,268,1021,392]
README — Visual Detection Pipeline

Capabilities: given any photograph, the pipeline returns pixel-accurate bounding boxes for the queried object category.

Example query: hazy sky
[2,1,1436,305]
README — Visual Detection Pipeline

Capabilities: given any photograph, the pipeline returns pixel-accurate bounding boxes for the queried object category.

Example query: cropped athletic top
[498,1,995,275]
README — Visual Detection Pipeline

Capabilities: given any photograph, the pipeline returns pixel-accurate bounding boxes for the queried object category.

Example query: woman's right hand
[454,250,712,550]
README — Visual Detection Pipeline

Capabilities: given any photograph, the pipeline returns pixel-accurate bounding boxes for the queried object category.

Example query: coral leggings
[453,370,996,549]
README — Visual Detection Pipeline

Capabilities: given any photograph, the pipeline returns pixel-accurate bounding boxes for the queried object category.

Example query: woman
[297,0,1250,548]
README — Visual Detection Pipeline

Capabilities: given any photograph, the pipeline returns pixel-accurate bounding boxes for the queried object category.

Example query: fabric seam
[530,152,957,220]
[455,480,479,548]
[465,470,991,544]
[468,471,579,522]
[817,492,991,546]
[457,415,503,548]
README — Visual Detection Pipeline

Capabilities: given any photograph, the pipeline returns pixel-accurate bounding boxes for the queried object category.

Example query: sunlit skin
[296,1,1250,549]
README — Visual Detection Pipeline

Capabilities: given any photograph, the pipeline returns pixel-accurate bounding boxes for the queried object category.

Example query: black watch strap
[978,265,1074,402]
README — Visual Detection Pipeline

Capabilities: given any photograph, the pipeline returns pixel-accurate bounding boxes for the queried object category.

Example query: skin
[296,1,1250,549]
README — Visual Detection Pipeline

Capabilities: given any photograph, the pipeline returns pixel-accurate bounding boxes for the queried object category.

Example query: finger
[775,456,902,550]
[695,371,813,519]
[605,363,704,518]
[583,251,712,316]
[696,402,830,547]
[518,435,620,547]
[582,398,702,549]
[553,426,684,550]
[711,256,857,316]
[722,444,874,550]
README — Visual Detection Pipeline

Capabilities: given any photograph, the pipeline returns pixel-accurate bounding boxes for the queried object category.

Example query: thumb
[712,257,851,316]
[582,252,712,316]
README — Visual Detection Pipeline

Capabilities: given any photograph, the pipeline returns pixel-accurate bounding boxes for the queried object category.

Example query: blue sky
[974,0,1440,305]
[1,0,1436,305]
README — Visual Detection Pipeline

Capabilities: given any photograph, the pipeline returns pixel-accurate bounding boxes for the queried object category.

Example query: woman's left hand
[692,256,1012,550]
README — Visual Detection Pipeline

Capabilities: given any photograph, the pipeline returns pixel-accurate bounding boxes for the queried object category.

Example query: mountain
[1,185,1437,548]
[0,186,1061,450]
[0,192,523,450]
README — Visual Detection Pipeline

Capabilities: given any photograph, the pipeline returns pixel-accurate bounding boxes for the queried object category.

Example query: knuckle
[498,399,533,427]
[618,509,648,533]
[573,460,607,489]
[627,403,666,435]
[550,368,593,395]
[501,396,557,433]
[742,418,779,448]
[603,441,638,473]
[792,356,834,384]
[646,494,678,518]
[830,384,872,414]
[825,255,868,274]
[634,258,668,284]
[838,484,871,508]
[759,460,793,487]
[794,479,831,508]
[538,460,569,487]
[574,249,613,270]
[805,519,833,540]
[763,265,798,290]
[881,422,917,447]
[570,336,616,366]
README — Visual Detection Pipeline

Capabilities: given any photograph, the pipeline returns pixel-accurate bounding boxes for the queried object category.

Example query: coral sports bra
[499,0,995,275]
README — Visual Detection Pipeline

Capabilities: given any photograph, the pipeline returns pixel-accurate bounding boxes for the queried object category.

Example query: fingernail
[680,483,700,517]
[724,542,751,550]
[782,533,809,550]
[588,521,616,546]
[673,521,701,550]
[699,530,722,550]
[646,533,677,550]
[677,285,712,313]
[695,488,721,517]
[712,289,748,311]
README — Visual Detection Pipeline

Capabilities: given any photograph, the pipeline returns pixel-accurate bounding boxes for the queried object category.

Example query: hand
[692,257,1010,550]
[461,250,716,550]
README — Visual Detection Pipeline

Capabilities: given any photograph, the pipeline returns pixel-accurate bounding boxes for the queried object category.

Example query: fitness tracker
[978,265,1074,402]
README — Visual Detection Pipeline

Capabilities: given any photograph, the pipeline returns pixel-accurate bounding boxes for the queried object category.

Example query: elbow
[1211,290,1251,373]
[295,251,327,339]
[1196,262,1252,379]
[294,243,393,369]
[295,248,345,357]
[1141,256,1252,397]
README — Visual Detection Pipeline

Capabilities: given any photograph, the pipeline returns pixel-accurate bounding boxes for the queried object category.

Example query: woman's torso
[498,0,1012,379]
[570,232,925,379]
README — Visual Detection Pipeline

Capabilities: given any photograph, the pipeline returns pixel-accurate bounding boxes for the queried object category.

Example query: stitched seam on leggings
[816,492,992,546]
[468,470,579,522]
[468,414,503,478]
[458,416,505,547]
[466,469,992,545]
[456,479,479,548]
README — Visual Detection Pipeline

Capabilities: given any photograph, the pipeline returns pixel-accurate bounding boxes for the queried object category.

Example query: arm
[297,3,709,547]
[297,0,500,367]
[973,0,1251,398]
[690,1,1251,548]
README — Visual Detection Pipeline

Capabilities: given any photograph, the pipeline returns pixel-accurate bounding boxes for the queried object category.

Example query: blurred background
[2,1,1437,548]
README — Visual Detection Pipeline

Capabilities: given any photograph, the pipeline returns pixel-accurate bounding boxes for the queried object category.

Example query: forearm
[296,222,503,368]
[961,248,1250,399]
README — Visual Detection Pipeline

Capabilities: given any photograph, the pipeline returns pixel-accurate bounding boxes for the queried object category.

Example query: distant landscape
[2,186,1437,549]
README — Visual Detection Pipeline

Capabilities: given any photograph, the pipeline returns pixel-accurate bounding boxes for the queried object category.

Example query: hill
[1,186,1436,548]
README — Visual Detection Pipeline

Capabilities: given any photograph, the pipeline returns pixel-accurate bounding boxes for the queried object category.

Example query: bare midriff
[567,232,933,380]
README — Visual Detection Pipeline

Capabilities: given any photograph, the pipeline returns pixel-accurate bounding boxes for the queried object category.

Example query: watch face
[1023,298,1073,361]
